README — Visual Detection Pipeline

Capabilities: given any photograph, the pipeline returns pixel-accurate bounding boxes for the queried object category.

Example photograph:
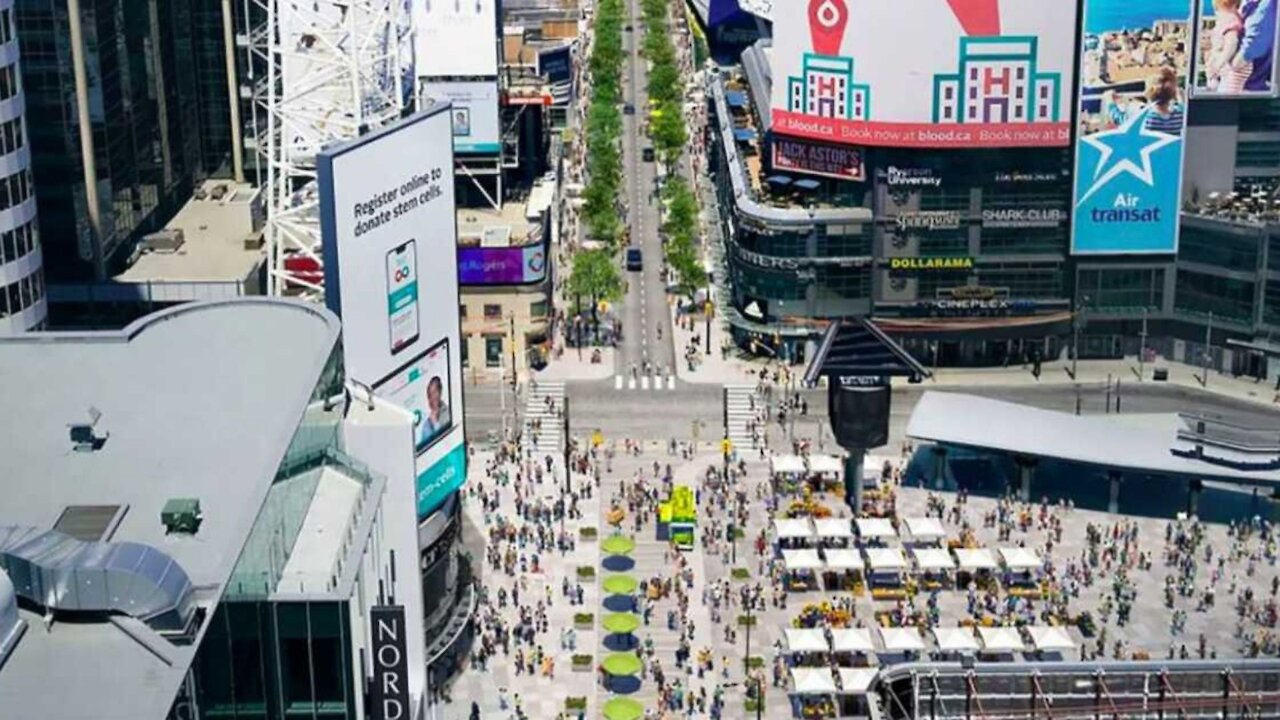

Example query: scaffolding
[879,660,1280,720]
[245,0,408,298]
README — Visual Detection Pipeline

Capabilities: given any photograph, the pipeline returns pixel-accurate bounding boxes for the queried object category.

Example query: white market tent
[932,626,980,653]
[878,627,926,653]
[771,455,807,475]
[999,547,1043,571]
[823,548,864,571]
[977,626,1025,653]
[953,548,1000,571]
[810,455,843,475]
[775,518,816,539]
[830,628,876,654]
[902,516,946,541]
[865,547,908,571]
[785,628,830,653]
[814,517,855,539]
[782,548,824,571]
[1026,625,1077,652]
[791,667,838,695]
[856,517,897,540]
[912,547,956,571]
[836,667,878,695]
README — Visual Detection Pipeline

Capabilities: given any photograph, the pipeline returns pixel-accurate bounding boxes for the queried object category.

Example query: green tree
[567,249,625,342]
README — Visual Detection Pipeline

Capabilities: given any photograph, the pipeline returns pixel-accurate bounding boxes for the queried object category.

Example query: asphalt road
[615,0,675,380]
[464,378,1280,448]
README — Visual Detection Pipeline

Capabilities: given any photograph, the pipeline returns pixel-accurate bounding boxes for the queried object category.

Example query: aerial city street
[6,0,1280,719]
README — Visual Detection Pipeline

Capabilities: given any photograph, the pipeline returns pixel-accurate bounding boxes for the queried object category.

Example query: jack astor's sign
[770,137,865,181]
[888,256,974,272]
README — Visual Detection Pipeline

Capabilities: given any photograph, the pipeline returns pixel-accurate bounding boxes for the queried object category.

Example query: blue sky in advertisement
[416,439,466,519]
[1073,0,1192,254]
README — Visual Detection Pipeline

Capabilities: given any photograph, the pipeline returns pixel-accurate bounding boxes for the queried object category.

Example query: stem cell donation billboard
[1192,0,1278,97]
[318,107,467,520]
[1071,0,1194,255]
[770,0,1079,148]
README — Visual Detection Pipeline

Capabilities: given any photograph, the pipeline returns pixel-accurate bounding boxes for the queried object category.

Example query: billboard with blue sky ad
[1071,0,1194,254]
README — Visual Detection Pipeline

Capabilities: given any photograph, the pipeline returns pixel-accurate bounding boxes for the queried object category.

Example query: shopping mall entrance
[895,335,1068,369]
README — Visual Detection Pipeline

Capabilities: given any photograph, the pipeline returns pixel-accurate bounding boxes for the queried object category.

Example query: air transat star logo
[1076,108,1178,205]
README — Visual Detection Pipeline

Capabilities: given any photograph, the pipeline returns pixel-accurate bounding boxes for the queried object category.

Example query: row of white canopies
[783,624,1076,657]
[773,516,946,543]
[770,454,845,476]
[779,545,1042,573]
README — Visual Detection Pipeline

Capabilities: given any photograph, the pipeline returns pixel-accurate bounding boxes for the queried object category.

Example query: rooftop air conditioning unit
[140,228,185,253]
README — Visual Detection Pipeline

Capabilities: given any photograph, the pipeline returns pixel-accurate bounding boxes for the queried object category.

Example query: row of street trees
[568,0,626,341]
[642,0,706,299]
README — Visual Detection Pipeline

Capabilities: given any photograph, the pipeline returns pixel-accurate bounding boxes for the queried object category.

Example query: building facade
[0,0,45,332]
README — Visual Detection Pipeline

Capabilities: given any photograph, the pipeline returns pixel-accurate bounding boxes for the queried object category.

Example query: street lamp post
[563,396,572,496]
[1072,295,1089,380]
[1202,312,1214,387]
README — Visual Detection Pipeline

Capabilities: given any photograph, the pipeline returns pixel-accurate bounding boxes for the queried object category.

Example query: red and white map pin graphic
[808,0,848,56]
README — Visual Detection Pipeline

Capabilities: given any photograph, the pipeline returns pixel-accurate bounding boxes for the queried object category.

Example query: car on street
[642,147,655,162]
[624,104,635,115]
[625,247,643,271]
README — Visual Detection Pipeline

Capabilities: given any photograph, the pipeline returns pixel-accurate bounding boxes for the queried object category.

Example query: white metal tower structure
[248,0,406,298]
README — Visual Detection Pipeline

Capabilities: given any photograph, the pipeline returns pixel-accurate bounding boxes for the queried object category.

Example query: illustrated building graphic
[787,53,871,120]
[933,36,1061,124]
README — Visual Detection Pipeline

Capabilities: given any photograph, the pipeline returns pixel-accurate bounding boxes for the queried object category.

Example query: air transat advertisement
[770,0,1078,148]
[1072,0,1194,254]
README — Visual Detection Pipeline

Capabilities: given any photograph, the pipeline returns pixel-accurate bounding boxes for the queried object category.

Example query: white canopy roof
[856,517,897,539]
[782,548,824,571]
[932,626,980,653]
[1026,625,1077,652]
[977,626,1025,653]
[814,517,854,538]
[953,548,1000,571]
[865,547,908,571]
[823,548,864,571]
[878,627,926,652]
[837,667,878,695]
[902,516,946,540]
[771,455,807,475]
[912,547,956,571]
[830,627,875,654]
[784,628,829,653]
[1000,546,1043,571]
[775,518,815,539]
[791,667,838,694]
[810,454,843,475]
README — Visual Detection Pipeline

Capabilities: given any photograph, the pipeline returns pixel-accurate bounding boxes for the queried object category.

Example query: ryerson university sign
[369,606,411,720]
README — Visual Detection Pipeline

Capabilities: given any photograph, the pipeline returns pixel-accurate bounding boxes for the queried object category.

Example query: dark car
[623,104,635,115]
[625,247,643,271]
[642,147,655,162]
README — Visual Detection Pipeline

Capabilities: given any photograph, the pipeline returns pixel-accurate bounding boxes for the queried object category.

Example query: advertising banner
[415,443,467,518]
[457,243,548,285]
[1193,0,1278,97]
[538,44,575,85]
[420,81,500,154]
[770,136,865,180]
[369,606,411,720]
[1072,0,1194,255]
[414,0,498,77]
[318,106,467,520]
[770,0,1079,148]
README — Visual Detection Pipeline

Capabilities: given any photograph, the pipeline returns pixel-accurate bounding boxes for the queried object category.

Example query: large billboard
[458,243,548,285]
[1192,0,1278,97]
[421,81,501,153]
[317,106,466,520]
[1072,0,1194,255]
[770,136,865,181]
[770,0,1078,148]
[413,0,498,77]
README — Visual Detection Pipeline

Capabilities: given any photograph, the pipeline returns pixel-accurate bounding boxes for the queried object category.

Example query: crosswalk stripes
[724,383,761,451]
[521,380,565,459]
[613,374,678,391]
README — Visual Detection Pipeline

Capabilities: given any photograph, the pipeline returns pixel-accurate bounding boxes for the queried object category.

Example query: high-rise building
[14,0,232,283]
[0,0,45,332]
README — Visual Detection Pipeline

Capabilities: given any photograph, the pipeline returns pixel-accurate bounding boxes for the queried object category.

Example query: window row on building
[0,216,36,265]
[0,266,43,318]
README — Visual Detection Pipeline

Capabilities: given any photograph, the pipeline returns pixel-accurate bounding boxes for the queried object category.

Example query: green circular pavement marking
[602,696,644,720]
[602,574,638,595]
[601,534,636,555]
[602,612,640,635]
[601,651,644,677]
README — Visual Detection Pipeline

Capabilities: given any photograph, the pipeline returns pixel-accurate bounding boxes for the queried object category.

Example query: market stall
[911,547,956,590]
[783,548,825,591]
[931,626,980,659]
[830,627,877,667]
[999,547,1043,596]
[821,548,864,592]
[776,518,817,549]
[976,625,1025,659]
[855,518,897,546]
[864,547,909,595]
[1026,624,1078,659]
[953,547,1000,590]
[902,516,946,546]
[877,626,926,661]
[785,627,830,657]
[790,668,838,719]
[813,518,855,546]
[835,667,879,717]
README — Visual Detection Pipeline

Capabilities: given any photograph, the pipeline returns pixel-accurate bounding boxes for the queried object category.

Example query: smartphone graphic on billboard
[386,240,420,355]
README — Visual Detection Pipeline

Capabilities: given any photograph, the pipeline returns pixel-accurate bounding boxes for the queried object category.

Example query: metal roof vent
[0,527,195,633]
[0,568,26,669]
[67,406,109,453]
